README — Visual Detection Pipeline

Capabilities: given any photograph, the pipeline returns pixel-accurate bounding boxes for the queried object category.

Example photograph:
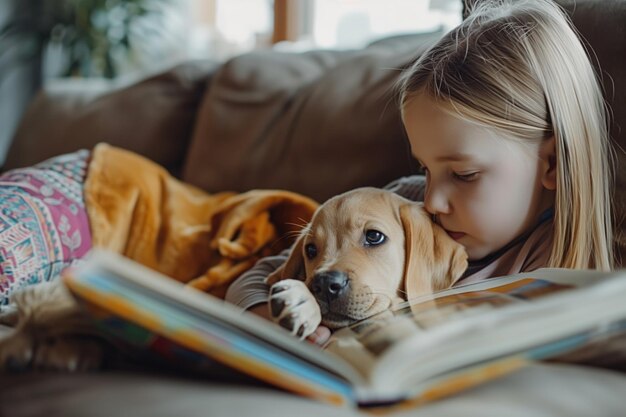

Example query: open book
[62,249,626,409]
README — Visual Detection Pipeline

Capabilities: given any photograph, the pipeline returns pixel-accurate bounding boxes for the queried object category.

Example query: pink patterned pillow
[0,150,92,306]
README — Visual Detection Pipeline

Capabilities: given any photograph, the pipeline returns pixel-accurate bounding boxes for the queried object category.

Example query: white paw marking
[269,279,321,339]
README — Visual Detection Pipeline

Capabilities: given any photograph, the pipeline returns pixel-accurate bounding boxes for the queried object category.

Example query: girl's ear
[540,135,557,191]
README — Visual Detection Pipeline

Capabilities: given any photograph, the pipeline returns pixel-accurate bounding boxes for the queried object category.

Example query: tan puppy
[266,187,467,338]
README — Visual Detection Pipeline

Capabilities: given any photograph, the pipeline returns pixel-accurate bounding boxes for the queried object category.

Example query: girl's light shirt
[224,175,553,309]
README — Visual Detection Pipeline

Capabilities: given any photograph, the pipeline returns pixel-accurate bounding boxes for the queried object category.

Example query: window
[301,0,461,50]
[186,0,461,59]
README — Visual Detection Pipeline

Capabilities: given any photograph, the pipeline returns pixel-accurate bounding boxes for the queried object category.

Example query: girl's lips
[446,230,466,240]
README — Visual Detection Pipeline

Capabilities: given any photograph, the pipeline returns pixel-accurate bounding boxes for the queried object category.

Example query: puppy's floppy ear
[399,203,468,300]
[265,229,308,286]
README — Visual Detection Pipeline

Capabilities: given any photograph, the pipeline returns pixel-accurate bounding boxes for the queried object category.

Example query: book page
[325,269,626,390]
[325,313,418,378]
[326,277,573,370]
[398,278,574,329]
[370,270,626,394]
[548,321,626,370]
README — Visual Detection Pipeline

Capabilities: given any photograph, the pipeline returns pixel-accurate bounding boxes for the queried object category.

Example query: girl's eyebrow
[435,153,474,162]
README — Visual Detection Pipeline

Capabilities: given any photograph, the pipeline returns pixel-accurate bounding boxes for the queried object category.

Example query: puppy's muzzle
[311,271,349,301]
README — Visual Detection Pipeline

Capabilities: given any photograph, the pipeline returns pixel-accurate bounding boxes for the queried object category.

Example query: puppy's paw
[269,279,321,339]
[0,329,34,372]
[0,304,19,326]
[33,335,105,372]
[0,331,105,372]
[0,280,105,372]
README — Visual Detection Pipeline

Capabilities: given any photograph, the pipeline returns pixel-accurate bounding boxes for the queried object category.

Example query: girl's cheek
[458,186,493,229]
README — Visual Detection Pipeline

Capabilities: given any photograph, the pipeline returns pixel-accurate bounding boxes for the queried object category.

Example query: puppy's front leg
[269,280,321,339]
[0,281,105,372]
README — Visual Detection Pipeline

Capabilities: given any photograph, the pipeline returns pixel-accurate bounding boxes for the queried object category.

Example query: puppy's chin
[320,296,393,329]
[321,312,357,329]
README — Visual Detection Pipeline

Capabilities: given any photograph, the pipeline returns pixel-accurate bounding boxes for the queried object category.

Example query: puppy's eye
[305,243,318,259]
[364,229,386,246]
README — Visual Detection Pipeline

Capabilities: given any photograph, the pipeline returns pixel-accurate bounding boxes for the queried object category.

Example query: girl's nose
[423,183,451,216]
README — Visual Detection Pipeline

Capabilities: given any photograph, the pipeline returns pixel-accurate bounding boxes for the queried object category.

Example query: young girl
[225,0,614,344]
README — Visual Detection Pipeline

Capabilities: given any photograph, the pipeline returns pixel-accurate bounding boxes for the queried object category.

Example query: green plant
[0,0,170,81]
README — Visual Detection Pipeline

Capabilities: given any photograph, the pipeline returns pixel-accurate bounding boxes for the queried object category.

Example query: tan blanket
[84,143,318,298]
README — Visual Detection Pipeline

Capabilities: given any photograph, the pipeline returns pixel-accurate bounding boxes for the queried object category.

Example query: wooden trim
[195,0,216,26]
[272,0,299,43]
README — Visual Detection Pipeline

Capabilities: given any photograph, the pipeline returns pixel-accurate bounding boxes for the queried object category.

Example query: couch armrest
[3,60,219,175]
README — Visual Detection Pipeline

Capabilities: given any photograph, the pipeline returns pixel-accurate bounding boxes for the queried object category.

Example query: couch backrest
[180,35,443,202]
[3,61,218,176]
[557,0,626,264]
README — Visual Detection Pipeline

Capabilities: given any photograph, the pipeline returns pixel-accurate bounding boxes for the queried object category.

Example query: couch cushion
[4,61,217,176]
[1,363,626,417]
[181,35,442,203]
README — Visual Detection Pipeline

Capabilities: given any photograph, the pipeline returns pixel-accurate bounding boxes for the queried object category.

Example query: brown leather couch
[2,1,626,415]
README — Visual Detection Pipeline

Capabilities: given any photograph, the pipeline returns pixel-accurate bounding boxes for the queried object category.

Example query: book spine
[65,269,356,407]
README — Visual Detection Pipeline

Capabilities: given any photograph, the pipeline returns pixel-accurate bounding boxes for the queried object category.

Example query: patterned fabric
[0,150,92,306]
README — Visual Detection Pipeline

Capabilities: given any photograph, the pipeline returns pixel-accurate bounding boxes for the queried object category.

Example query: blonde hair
[399,0,613,270]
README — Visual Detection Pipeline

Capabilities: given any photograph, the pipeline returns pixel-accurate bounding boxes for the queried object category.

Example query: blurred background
[0,0,461,166]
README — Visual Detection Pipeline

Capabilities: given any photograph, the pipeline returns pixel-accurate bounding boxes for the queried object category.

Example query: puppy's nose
[311,271,349,300]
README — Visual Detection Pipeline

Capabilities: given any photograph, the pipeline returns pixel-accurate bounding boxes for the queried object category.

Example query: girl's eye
[453,171,479,182]
[305,243,317,259]
[364,229,386,246]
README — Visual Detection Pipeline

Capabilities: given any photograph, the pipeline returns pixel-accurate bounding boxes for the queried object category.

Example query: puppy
[0,188,467,370]
[266,187,467,339]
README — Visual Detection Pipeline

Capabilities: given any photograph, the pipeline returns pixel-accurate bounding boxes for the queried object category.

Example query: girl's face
[403,93,556,261]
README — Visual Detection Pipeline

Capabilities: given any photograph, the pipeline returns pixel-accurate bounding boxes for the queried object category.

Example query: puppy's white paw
[0,280,105,372]
[0,331,104,372]
[269,279,321,339]
[0,329,34,371]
